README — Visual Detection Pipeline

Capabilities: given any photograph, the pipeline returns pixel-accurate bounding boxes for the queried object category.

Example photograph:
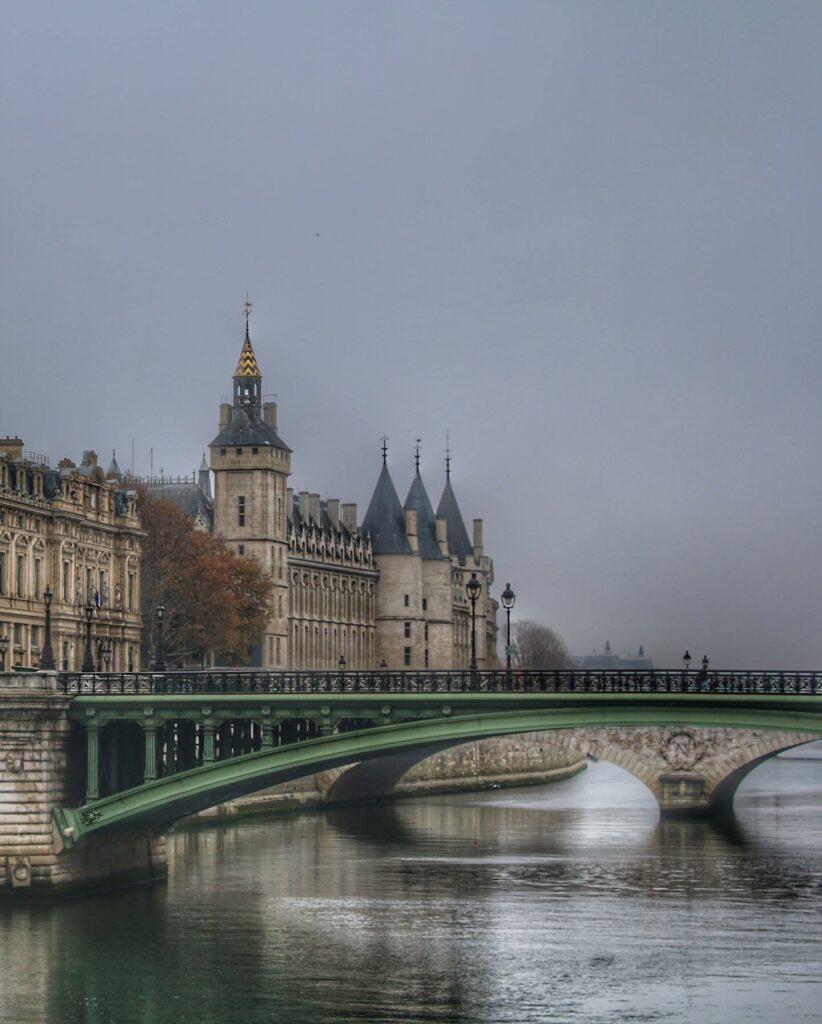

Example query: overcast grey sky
[2,1,821,668]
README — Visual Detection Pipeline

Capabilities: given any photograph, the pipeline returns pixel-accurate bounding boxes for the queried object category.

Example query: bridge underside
[55,697,822,848]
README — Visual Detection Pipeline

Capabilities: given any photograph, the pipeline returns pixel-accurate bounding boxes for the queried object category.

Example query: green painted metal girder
[54,697,822,849]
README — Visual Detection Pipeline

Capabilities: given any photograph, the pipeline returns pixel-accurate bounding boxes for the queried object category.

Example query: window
[17,555,25,598]
[404,646,411,666]
[0,551,5,595]
[13,623,22,646]
[86,568,94,602]
[404,621,411,639]
[424,623,429,641]
[220,448,227,456]
[404,594,409,607]
[31,625,40,649]
[34,558,42,599]
[252,447,259,455]
[235,447,242,455]
[425,649,429,668]
[127,572,135,610]
[238,544,245,556]
[238,496,245,527]
[63,561,71,602]
[422,598,427,611]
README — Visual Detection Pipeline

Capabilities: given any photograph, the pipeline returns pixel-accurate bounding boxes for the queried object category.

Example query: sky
[2,1,821,669]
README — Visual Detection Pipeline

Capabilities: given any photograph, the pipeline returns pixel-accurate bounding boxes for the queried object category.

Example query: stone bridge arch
[321,727,820,816]
[555,727,821,816]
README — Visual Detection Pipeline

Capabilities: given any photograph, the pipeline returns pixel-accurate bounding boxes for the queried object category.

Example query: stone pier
[0,672,166,899]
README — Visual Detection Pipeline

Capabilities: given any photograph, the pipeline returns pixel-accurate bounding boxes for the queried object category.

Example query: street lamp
[338,655,346,672]
[101,639,112,672]
[81,603,96,673]
[154,604,166,671]
[39,585,56,671]
[0,636,8,673]
[701,654,710,673]
[466,573,482,676]
[500,582,516,674]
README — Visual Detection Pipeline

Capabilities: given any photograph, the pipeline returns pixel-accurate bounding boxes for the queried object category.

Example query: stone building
[0,439,143,672]
[157,317,498,670]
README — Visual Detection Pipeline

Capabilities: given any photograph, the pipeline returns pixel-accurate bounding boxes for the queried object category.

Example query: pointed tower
[209,301,292,667]
[435,455,473,562]
[198,453,212,501]
[403,442,442,561]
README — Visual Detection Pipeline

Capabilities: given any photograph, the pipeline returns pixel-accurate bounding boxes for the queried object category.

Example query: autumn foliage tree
[138,495,273,667]
[511,620,574,669]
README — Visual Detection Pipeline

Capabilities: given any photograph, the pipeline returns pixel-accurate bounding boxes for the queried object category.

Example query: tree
[511,619,574,669]
[138,494,273,667]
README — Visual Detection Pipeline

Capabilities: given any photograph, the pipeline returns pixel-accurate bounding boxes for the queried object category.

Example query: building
[154,315,497,670]
[577,641,655,671]
[0,439,143,672]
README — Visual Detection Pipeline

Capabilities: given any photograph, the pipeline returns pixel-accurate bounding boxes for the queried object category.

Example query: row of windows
[403,594,428,611]
[403,646,431,668]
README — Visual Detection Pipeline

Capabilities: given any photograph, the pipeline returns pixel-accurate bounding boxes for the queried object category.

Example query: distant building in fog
[577,641,654,671]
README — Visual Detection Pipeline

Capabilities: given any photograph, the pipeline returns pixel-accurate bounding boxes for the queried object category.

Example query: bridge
[2,668,821,898]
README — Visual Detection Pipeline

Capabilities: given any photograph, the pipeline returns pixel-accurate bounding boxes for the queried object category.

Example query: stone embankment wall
[0,672,166,899]
[207,733,587,818]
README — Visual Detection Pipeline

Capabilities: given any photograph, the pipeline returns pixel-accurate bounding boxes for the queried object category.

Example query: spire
[361,459,411,555]
[106,449,122,481]
[198,452,212,500]
[445,431,451,479]
[234,296,262,380]
[381,435,388,466]
[436,461,473,561]
[404,461,441,560]
[414,438,421,475]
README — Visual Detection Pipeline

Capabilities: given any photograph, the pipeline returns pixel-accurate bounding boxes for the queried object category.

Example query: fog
[2,2,820,668]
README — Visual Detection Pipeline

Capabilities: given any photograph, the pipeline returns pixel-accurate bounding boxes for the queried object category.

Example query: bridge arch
[54,702,822,848]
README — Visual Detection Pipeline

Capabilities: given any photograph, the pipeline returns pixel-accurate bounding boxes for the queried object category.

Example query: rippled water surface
[2,753,822,1023]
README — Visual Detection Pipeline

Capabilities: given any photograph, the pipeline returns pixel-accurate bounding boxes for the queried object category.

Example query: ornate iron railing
[58,669,822,697]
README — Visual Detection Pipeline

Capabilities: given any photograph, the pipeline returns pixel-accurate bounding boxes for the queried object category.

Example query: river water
[2,752,821,1024]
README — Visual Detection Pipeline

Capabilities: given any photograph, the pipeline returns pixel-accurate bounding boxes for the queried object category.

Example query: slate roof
[361,463,412,555]
[146,482,214,528]
[436,476,474,560]
[210,406,291,451]
[403,473,442,560]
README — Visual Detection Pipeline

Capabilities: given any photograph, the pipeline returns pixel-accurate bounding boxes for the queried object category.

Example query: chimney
[263,401,278,430]
[473,518,484,558]
[82,450,98,467]
[436,516,449,557]
[0,436,24,459]
[309,493,321,524]
[405,509,419,553]
[298,491,310,524]
[219,403,231,430]
[341,503,357,532]
[327,498,340,529]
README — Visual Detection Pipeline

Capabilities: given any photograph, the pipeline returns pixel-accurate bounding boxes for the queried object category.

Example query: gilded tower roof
[234,333,262,378]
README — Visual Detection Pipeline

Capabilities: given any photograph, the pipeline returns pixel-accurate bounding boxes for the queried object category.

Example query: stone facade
[0,672,166,897]
[156,316,498,671]
[0,439,143,673]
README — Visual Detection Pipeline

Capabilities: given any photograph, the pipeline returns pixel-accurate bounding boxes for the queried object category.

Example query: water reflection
[0,757,820,1024]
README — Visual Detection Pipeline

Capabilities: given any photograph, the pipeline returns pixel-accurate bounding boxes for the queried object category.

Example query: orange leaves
[139,497,273,666]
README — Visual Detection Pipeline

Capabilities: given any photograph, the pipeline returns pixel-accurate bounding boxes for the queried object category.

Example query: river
[1,750,821,1024]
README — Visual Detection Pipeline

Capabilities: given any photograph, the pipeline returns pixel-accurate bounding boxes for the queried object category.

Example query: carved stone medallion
[661,729,705,771]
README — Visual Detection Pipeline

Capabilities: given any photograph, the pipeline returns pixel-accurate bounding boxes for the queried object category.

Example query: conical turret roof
[234,331,262,378]
[361,462,411,555]
[404,472,442,559]
[436,475,473,560]
[106,451,122,480]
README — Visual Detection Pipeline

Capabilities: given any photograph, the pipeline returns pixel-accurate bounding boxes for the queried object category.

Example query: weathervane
[444,430,452,478]
[381,435,388,465]
[414,438,422,474]
[244,295,252,339]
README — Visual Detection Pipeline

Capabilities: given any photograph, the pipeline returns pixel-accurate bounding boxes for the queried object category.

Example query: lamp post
[500,582,515,675]
[81,603,96,673]
[154,604,166,672]
[101,639,112,673]
[682,649,691,691]
[0,636,8,673]
[700,654,710,692]
[39,585,56,671]
[466,573,482,678]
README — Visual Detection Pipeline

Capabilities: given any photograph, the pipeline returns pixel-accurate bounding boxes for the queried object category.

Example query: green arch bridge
[53,668,822,849]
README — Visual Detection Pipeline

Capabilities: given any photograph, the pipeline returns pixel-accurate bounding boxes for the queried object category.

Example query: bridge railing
[57,669,821,697]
